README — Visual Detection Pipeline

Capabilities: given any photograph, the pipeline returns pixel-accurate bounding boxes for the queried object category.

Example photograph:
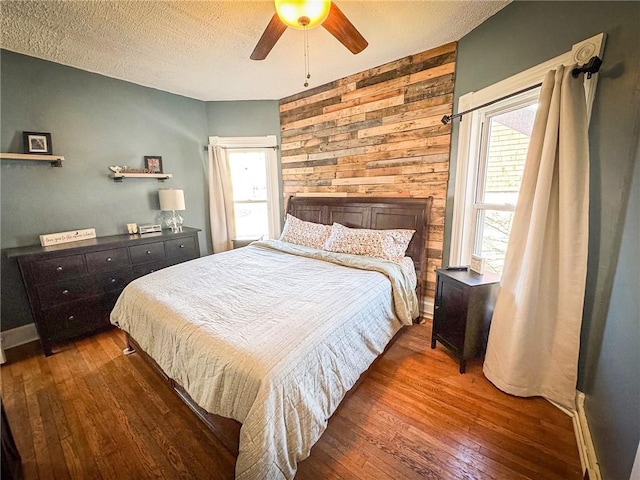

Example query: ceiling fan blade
[250,13,287,60]
[322,2,368,55]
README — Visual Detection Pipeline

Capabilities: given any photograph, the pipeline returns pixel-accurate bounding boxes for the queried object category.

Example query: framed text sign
[40,228,96,247]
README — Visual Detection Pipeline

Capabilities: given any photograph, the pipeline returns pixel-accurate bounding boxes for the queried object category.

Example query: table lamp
[159,189,185,232]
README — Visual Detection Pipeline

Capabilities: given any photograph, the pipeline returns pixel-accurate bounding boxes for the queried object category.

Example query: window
[209,135,280,240]
[471,94,538,274]
[228,149,270,238]
[449,33,604,274]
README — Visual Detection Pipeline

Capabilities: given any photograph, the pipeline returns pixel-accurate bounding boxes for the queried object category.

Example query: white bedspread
[110,240,417,479]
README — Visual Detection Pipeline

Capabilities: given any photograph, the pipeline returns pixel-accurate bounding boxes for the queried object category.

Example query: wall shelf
[0,153,64,167]
[112,172,173,182]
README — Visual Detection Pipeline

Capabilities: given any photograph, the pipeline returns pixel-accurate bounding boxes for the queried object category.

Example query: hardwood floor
[1,323,583,479]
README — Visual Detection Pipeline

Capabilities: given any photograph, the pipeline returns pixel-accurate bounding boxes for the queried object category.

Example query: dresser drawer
[37,276,92,309]
[165,237,197,259]
[32,255,86,284]
[131,259,173,278]
[86,248,130,273]
[41,299,110,342]
[130,242,165,264]
[93,268,134,294]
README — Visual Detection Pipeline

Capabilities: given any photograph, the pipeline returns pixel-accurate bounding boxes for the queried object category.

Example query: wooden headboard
[287,196,433,314]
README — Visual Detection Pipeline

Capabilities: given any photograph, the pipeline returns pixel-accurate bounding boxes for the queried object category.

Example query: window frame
[449,33,605,267]
[469,90,540,270]
[208,135,281,239]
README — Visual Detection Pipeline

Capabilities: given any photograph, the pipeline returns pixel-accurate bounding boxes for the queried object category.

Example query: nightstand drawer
[130,242,165,264]
[93,268,134,294]
[86,248,130,273]
[32,255,85,284]
[165,237,197,258]
[37,277,92,308]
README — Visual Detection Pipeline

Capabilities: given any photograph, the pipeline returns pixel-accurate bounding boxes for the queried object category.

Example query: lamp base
[161,210,183,233]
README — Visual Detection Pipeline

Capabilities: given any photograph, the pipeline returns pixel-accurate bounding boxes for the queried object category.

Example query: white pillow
[323,222,415,263]
[279,214,331,250]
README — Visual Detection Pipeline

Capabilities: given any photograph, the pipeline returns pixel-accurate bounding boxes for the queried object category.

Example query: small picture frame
[144,156,163,174]
[23,132,52,155]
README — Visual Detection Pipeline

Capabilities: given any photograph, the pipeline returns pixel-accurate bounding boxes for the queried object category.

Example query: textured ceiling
[0,1,510,101]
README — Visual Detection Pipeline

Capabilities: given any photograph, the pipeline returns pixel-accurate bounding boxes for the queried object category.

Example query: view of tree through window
[228,150,269,238]
[475,103,537,273]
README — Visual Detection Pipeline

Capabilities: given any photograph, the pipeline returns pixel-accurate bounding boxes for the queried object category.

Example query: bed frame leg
[123,333,136,355]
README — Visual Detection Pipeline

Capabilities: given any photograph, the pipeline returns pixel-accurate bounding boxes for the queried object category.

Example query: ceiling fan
[250,0,368,61]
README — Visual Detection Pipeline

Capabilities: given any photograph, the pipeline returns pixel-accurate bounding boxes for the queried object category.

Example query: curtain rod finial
[572,56,603,79]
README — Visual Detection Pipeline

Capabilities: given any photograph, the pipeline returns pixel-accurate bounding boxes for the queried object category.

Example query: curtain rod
[204,145,278,151]
[441,56,603,125]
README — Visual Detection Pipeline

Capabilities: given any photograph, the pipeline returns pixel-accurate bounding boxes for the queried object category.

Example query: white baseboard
[630,442,640,480]
[547,391,600,479]
[1,323,39,350]
[422,297,434,320]
[574,391,601,480]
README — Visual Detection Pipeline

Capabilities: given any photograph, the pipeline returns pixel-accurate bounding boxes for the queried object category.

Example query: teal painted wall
[0,53,283,332]
[587,152,639,480]
[448,2,640,478]
[206,100,281,139]
[0,50,210,330]
[206,100,284,219]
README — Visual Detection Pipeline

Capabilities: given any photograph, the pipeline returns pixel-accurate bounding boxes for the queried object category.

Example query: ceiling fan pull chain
[303,25,311,88]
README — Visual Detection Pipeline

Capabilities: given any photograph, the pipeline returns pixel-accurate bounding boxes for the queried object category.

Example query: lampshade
[274,0,331,30]
[159,189,185,211]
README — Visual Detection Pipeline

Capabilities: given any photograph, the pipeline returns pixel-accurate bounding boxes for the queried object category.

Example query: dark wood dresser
[6,227,200,356]
[431,268,500,373]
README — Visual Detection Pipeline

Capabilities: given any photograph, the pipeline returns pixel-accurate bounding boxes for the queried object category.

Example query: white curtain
[208,145,236,253]
[483,65,590,410]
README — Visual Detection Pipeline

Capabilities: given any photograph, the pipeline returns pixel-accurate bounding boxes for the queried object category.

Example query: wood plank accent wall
[279,42,456,304]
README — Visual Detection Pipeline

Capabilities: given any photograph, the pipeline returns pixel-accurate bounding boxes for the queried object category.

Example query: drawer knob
[62,289,70,295]
[110,278,117,283]
[56,266,63,271]
[179,244,185,248]
[146,250,152,255]
[106,257,112,262]
[68,315,75,321]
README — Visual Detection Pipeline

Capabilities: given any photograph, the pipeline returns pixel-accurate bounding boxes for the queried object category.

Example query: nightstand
[431,268,500,373]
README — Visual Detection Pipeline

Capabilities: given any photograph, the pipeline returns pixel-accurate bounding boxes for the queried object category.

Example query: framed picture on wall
[23,132,52,155]
[144,156,163,174]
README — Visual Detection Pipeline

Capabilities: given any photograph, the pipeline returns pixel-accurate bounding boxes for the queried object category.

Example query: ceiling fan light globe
[274,0,331,30]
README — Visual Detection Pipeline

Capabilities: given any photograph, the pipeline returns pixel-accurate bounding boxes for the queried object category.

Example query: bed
[111,196,432,479]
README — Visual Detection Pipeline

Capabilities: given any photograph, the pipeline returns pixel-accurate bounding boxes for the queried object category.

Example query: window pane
[228,149,270,238]
[234,201,268,238]
[482,104,536,205]
[475,209,515,274]
[228,151,267,201]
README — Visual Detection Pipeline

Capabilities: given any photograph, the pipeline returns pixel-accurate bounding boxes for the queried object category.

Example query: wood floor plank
[75,338,164,478]
[6,370,40,480]
[36,388,70,480]
[342,391,526,480]
[23,356,55,480]
[1,324,582,479]
[98,338,234,479]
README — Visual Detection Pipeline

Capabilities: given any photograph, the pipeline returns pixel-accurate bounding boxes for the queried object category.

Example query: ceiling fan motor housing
[274,0,331,30]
